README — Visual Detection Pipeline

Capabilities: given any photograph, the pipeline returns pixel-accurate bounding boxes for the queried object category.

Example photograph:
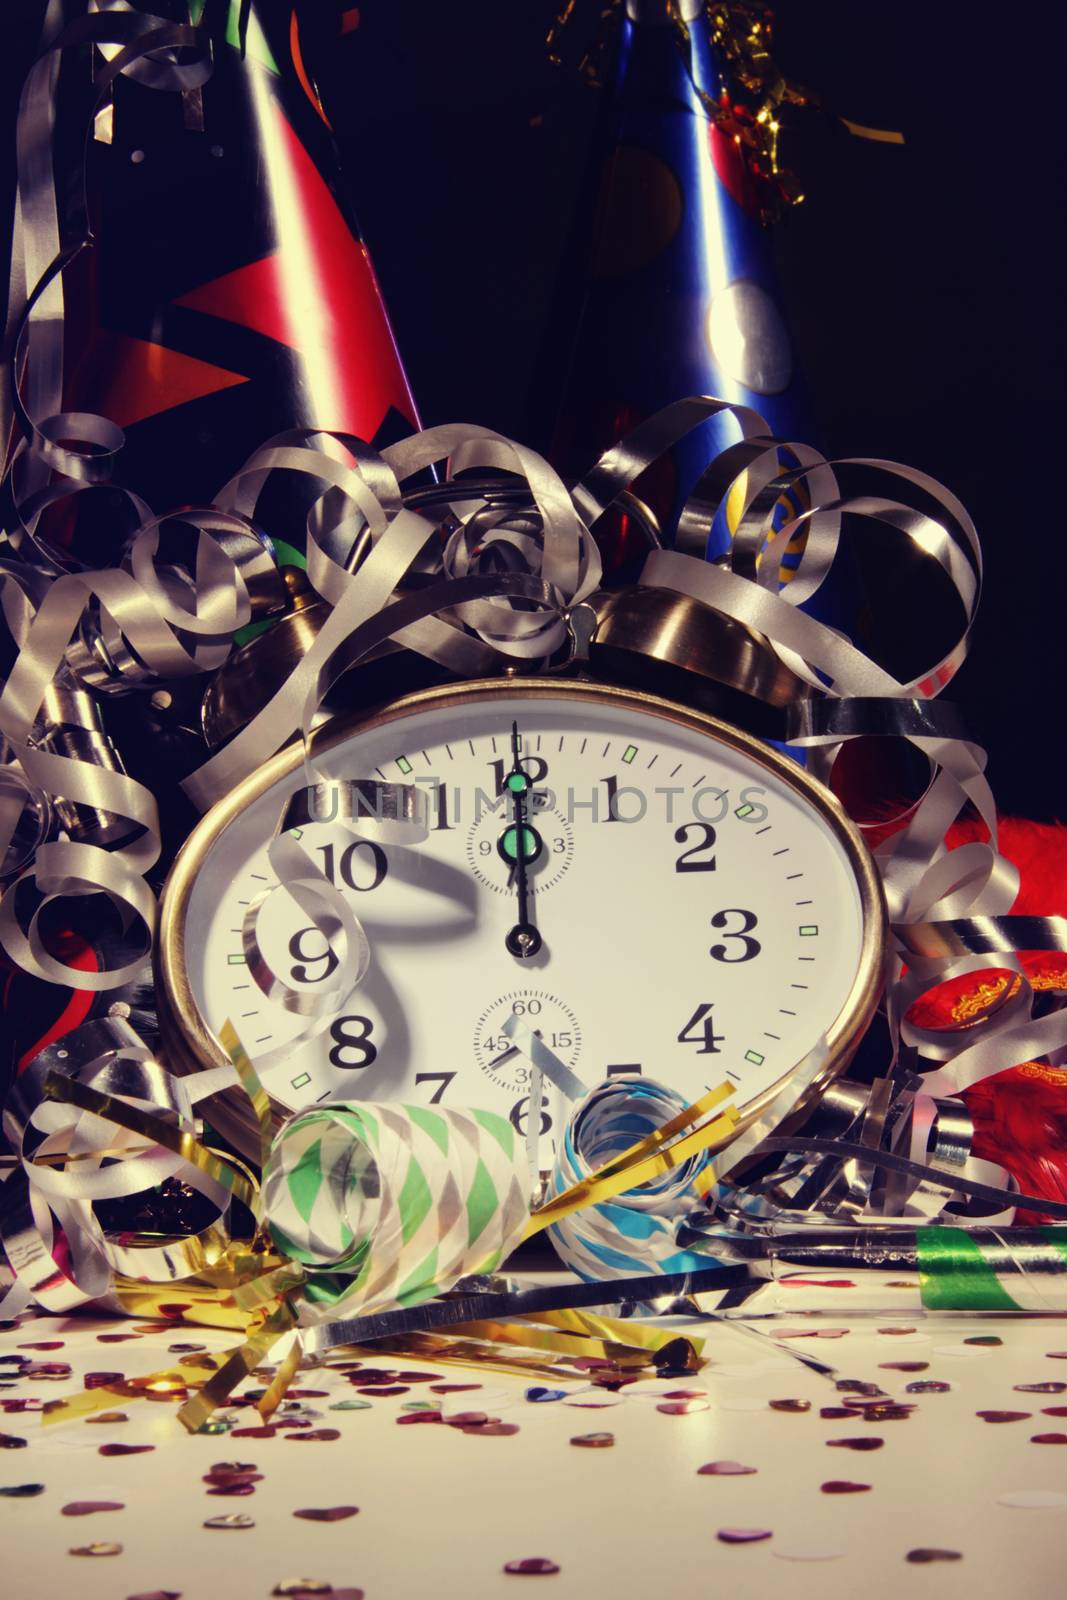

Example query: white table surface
[3,1304,1067,1600]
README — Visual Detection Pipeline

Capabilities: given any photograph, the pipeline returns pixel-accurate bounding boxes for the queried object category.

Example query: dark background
[3,1,1066,818]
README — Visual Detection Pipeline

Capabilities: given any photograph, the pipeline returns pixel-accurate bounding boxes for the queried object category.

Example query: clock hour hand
[499,722,543,960]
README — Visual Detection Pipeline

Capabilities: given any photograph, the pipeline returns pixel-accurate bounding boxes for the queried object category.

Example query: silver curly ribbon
[0,1016,242,1316]
[182,422,603,809]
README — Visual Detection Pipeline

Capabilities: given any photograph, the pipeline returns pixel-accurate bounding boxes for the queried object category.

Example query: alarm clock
[156,590,884,1158]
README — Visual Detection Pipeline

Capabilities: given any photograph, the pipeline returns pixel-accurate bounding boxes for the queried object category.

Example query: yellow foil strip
[177,1301,295,1434]
[334,1335,613,1384]
[531,1307,706,1360]
[218,1018,274,1205]
[527,1083,737,1237]
[40,1071,258,1211]
[42,1367,198,1427]
[840,117,906,144]
[257,1337,302,1420]
[111,1277,258,1332]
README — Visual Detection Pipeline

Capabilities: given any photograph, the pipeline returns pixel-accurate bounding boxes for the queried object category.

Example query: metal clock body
[157,678,885,1157]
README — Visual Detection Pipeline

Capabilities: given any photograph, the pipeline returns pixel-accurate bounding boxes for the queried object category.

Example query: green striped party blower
[260,1098,532,1325]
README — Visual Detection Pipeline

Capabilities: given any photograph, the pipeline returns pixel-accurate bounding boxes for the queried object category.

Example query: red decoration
[897,816,1067,1221]
[964,1064,1067,1225]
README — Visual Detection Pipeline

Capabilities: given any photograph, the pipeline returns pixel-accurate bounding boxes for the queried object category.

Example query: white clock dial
[160,680,883,1156]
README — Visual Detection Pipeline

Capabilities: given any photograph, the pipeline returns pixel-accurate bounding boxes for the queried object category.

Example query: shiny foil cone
[535,0,816,565]
[50,0,418,563]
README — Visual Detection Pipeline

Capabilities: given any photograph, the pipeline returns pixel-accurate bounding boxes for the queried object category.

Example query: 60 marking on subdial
[474,990,582,1097]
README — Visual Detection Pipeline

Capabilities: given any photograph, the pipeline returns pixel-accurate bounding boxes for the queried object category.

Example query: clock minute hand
[501,721,543,960]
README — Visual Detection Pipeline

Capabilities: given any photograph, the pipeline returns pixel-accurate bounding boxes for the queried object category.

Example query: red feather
[937,818,1067,1222]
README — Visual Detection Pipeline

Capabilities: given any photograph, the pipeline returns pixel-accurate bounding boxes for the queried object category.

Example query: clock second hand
[500,1011,588,1104]
[500,721,544,960]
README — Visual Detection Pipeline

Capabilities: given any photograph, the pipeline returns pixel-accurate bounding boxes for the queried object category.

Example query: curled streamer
[182,423,605,809]
[0,513,284,987]
[262,1098,531,1326]
[547,1076,719,1280]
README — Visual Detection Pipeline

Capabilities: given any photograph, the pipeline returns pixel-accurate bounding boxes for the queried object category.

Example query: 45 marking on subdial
[475,990,581,1096]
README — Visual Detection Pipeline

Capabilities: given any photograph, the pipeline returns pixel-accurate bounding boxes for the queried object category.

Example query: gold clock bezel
[157,677,886,1156]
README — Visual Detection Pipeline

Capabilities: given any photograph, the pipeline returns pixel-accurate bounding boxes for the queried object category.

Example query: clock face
[161,681,882,1156]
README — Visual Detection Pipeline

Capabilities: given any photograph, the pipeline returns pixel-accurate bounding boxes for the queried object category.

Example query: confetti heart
[292,1507,360,1522]
[698,1461,757,1476]
[906,1549,962,1563]
[62,1502,125,1516]
[503,1558,561,1575]
[717,1528,772,1544]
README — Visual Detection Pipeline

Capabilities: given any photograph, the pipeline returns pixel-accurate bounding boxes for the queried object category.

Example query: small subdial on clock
[474,990,582,1094]
[465,802,573,895]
